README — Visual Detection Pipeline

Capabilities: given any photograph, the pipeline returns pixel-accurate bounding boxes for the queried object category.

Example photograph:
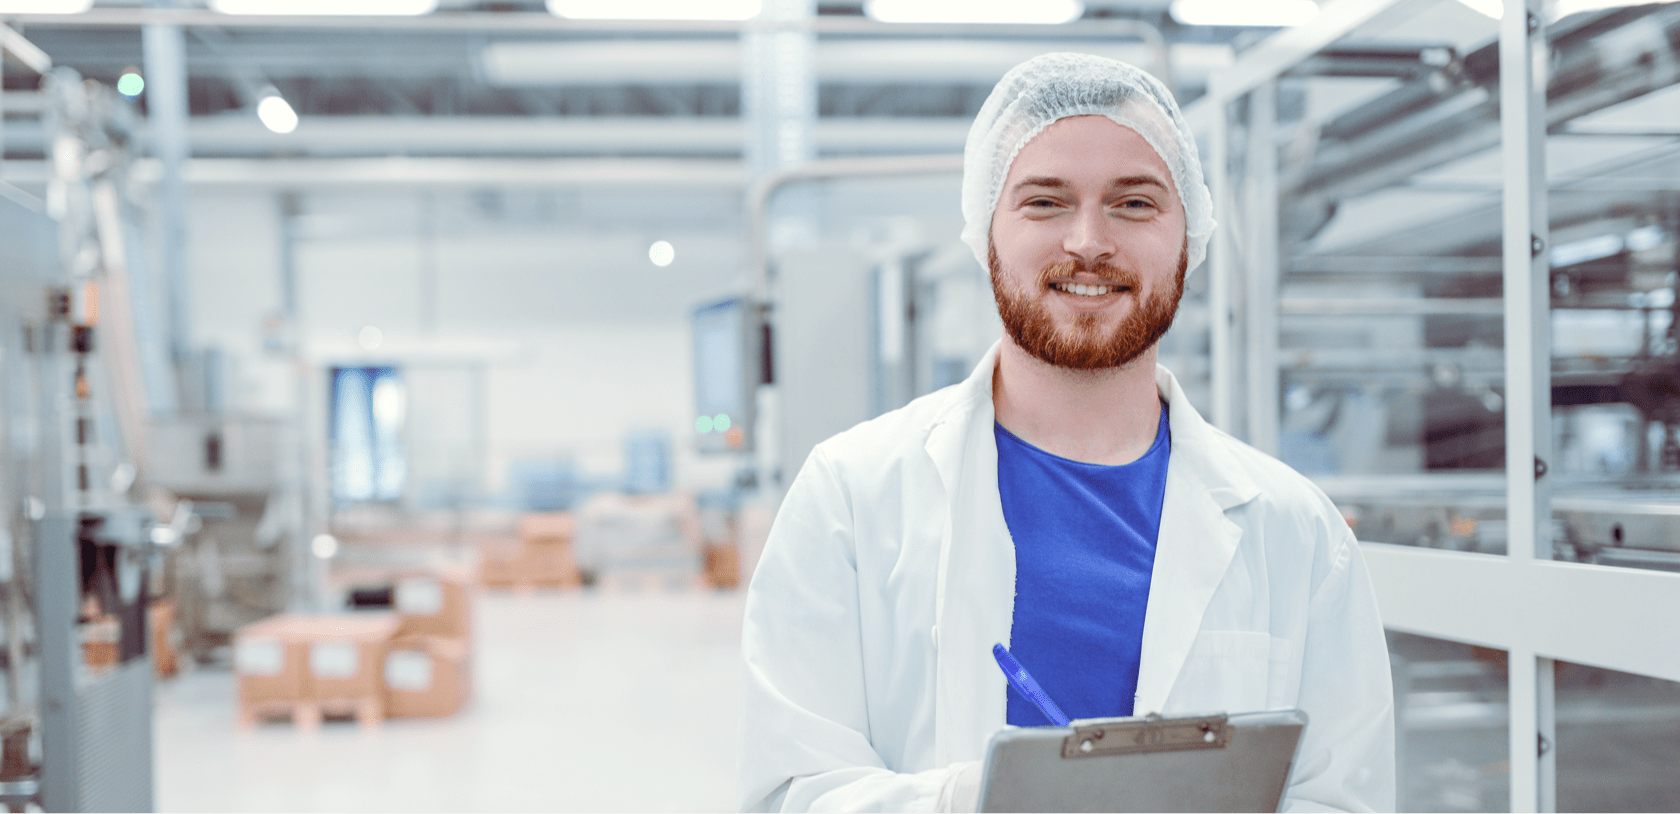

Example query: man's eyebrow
[1011,176,1069,192]
[1009,174,1170,193]
[1108,174,1169,191]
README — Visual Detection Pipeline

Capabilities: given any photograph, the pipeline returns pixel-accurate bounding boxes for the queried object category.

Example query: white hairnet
[960,52,1214,275]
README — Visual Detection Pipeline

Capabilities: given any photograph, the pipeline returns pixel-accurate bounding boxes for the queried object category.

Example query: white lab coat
[738,343,1395,813]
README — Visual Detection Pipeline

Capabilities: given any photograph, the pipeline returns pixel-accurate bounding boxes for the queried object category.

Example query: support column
[1500,0,1552,809]
[142,23,192,367]
[1208,93,1234,433]
[1243,81,1280,454]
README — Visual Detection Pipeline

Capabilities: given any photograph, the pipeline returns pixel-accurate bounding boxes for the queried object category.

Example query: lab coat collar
[922,341,1261,761]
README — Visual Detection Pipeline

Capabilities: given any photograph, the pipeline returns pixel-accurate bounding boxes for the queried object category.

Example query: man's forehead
[1005,115,1176,193]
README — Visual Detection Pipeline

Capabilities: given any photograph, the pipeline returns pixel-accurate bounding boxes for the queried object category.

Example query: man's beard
[989,239,1187,371]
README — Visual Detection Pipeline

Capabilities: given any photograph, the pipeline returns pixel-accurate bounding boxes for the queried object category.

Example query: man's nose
[1062,205,1116,263]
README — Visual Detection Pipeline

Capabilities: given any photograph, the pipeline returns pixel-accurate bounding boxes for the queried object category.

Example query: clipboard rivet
[1080,740,1094,753]
[1203,730,1217,743]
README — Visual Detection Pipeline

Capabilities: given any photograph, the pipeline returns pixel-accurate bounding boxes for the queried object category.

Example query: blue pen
[992,644,1071,727]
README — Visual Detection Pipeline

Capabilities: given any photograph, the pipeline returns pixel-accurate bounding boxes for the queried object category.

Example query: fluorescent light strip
[863,0,1084,24]
[546,0,763,20]
[210,0,438,15]
[1169,0,1318,27]
[1458,0,1680,19]
[0,0,93,12]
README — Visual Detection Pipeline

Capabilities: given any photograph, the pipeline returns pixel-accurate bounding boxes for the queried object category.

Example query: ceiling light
[1169,0,1318,26]
[1552,0,1678,19]
[863,0,1084,24]
[210,0,437,15]
[1457,0,1678,19]
[649,240,675,267]
[117,70,145,97]
[1455,0,1502,16]
[0,0,93,11]
[257,94,298,134]
[546,0,762,20]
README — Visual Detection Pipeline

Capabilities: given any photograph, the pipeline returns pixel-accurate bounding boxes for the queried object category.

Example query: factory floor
[155,588,746,812]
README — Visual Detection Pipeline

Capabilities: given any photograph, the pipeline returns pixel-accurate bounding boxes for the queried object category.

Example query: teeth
[1057,283,1111,297]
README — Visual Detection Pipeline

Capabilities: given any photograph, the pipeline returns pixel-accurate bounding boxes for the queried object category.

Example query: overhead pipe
[746,152,962,301]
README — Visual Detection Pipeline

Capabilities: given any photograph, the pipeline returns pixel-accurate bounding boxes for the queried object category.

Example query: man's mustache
[1037,258,1142,288]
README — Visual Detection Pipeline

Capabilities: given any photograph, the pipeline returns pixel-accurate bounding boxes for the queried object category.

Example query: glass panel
[1555,661,1680,812]
[1215,0,1512,547]
[1545,5,1680,571]
[1390,631,1511,813]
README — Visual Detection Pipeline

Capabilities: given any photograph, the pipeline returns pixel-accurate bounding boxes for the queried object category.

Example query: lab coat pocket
[1170,630,1274,713]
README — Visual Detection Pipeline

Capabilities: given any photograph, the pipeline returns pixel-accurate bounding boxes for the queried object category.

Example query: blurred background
[0,0,1676,810]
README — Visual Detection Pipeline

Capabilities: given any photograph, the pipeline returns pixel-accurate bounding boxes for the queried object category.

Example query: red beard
[989,239,1187,371]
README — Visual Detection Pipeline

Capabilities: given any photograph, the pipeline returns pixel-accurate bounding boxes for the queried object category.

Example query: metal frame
[1204,0,1680,810]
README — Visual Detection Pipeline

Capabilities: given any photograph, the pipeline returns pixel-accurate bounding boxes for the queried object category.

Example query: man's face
[988,114,1188,371]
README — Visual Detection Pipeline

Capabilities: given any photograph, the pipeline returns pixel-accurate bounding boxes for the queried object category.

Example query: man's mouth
[1048,281,1130,297]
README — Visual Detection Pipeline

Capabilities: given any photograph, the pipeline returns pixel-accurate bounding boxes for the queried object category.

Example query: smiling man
[738,53,1395,813]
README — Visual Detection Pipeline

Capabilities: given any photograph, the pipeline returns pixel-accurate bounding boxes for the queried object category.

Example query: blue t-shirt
[996,405,1170,726]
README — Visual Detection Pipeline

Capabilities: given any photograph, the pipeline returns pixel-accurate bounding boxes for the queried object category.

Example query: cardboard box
[393,566,473,640]
[234,615,311,706]
[300,613,402,702]
[383,635,471,718]
[704,544,740,589]
[150,600,179,678]
[80,618,120,672]
[519,512,574,544]
[477,533,580,589]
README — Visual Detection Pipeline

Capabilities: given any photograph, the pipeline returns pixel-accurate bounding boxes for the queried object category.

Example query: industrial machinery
[1201,2,1680,809]
[0,47,167,810]
[1206,1,1680,569]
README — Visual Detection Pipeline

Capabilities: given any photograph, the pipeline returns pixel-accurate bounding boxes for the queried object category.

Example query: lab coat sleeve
[1282,523,1397,813]
[737,447,956,813]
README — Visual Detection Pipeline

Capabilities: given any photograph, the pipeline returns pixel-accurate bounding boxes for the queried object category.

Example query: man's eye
[1113,199,1158,216]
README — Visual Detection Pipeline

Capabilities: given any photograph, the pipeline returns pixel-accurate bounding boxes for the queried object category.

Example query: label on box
[384,649,433,691]
[309,640,359,679]
[395,578,445,616]
[235,638,284,677]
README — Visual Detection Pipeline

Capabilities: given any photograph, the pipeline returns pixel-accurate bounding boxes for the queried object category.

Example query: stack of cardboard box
[477,512,581,590]
[383,565,473,718]
[234,613,400,730]
[234,564,476,728]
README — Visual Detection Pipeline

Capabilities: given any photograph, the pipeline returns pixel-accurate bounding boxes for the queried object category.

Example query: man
[738,53,1394,813]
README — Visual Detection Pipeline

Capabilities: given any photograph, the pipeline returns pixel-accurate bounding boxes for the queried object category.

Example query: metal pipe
[0,8,1167,39]
[746,153,962,301]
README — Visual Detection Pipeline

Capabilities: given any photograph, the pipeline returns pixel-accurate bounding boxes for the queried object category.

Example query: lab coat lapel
[1133,366,1258,715]
[926,344,1014,767]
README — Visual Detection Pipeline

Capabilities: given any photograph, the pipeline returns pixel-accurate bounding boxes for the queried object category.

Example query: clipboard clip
[1060,713,1231,759]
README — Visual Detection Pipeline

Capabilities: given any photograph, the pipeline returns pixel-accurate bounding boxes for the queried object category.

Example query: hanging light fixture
[863,0,1084,24]
[1169,0,1319,27]
[0,0,93,11]
[545,0,763,20]
[210,0,437,15]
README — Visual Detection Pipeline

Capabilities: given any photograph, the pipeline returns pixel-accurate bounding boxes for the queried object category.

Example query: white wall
[182,188,746,498]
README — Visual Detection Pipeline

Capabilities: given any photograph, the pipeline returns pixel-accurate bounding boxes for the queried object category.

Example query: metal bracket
[1535,456,1548,480]
[1538,732,1552,757]
[1530,234,1546,259]
[1061,713,1230,759]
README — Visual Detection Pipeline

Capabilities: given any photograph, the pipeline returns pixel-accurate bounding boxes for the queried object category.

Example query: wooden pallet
[238,697,383,731]
[478,575,579,593]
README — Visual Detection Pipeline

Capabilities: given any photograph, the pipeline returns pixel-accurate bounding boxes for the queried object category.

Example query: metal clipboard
[977,709,1308,813]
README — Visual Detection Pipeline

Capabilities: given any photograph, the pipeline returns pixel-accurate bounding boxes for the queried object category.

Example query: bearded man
[737,53,1395,813]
